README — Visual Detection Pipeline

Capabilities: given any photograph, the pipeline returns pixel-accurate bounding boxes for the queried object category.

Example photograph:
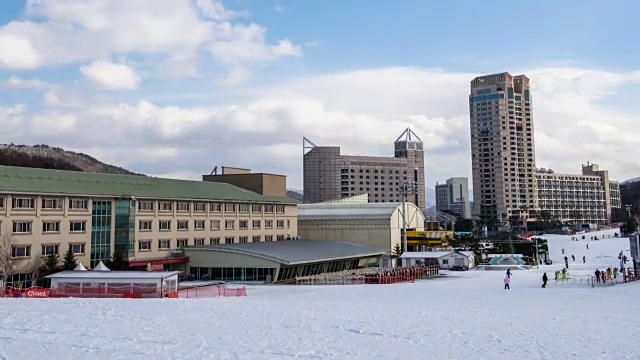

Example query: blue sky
[0,0,638,205]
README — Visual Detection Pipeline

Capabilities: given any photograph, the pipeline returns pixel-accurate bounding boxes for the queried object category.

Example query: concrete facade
[203,171,287,198]
[297,202,425,252]
[536,163,621,224]
[469,72,537,226]
[303,128,426,212]
[435,177,470,219]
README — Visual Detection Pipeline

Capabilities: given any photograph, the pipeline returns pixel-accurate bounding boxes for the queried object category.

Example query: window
[42,244,59,256]
[0,197,4,209]
[224,203,236,212]
[210,203,221,212]
[138,240,152,251]
[238,204,249,213]
[194,220,205,230]
[177,202,190,212]
[252,220,261,229]
[442,259,449,265]
[69,199,87,210]
[265,220,273,229]
[194,238,204,246]
[138,201,154,211]
[252,235,261,243]
[276,220,285,229]
[210,220,221,230]
[239,236,248,243]
[177,220,189,231]
[251,205,262,213]
[41,198,62,210]
[265,235,273,242]
[11,245,31,258]
[239,220,248,230]
[287,220,291,229]
[71,243,85,255]
[159,202,173,211]
[224,237,234,244]
[159,220,171,231]
[264,205,274,213]
[177,239,188,248]
[225,220,235,230]
[194,202,206,212]
[42,221,60,233]
[12,197,34,209]
[277,235,285,241]
[276,205,285,214]
[13,221,32,234]
[209,237,220,245]
[139,220,152,231]
[158,239,171,250]
[69,221,86,233]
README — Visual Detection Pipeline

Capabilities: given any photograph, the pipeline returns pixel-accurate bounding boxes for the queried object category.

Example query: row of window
[137,201,286,214]
[2,197,88,210]
[141,219,291,231]
[11,243,86,258]
[5,221,86,235]
[138,235,289,251]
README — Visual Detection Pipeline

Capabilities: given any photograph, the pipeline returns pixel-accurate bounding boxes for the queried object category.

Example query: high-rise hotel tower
[469,72,537,226]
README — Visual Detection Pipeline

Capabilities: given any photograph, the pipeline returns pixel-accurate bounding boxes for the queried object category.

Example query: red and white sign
[25,288,49,298]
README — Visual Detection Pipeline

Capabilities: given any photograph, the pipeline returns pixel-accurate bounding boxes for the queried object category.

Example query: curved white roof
[298,202,419,220]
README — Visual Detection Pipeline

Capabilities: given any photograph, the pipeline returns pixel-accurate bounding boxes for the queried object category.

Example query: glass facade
[114,199,135,258]
[91,201,112,268]
[189,267,276,282]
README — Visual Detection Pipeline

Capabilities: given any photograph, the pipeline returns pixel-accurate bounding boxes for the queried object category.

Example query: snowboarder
[572,254,575,262]
[504,275,511,290]
[542,273,548,288]
[506,268,512,278]
[595,269,601,283]
[583,255,586,264]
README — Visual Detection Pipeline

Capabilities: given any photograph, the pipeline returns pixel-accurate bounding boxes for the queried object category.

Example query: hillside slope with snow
[1,229,638,360]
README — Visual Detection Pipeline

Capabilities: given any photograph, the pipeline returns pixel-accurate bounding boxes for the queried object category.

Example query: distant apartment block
[435,177,471,219]
[537,163,621,225]
[303,128,426,211]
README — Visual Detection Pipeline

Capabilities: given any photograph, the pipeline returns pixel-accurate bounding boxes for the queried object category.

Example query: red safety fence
[295,265,439,285]
[0,285,176,299]
[177,284,247,298]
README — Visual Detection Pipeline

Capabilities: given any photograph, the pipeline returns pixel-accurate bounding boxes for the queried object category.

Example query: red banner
[24,288,49,298]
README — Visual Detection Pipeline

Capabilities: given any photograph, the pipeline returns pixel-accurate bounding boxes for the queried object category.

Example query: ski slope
[1,228,639,360]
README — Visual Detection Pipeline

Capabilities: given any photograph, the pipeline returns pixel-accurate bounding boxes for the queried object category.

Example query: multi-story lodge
[0,165,297,285]
[536,163,621,225]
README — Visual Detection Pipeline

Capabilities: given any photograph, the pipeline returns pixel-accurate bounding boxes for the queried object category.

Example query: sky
[0,0,639,206]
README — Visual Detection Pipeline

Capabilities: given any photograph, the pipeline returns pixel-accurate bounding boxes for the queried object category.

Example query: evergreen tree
[43,253,60,275]
[391,244,403,258]
[110,250,129,270]
[62,245,77,270]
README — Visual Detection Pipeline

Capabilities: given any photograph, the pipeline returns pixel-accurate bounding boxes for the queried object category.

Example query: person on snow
[595,269,601,283]
[586,244,589,250]
[562,248,565,254]
[583,255,586,264]
[601,270,606,283]
[542,273,548,288]
[504,275,511,290]
[572,254,575,262]
[613,267,618,279]
[506,268,512,278]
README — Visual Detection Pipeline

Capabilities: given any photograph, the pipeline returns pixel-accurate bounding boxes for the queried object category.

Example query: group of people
[593,267,620,283]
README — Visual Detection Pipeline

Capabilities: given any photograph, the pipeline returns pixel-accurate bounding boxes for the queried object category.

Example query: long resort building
[0,165,297,286]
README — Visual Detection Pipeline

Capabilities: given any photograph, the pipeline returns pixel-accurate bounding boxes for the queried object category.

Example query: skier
[504,275,511,290]
[572,254,575,262]
[542,273,548,288]
[583,255,586,264]
[586,244,589,250]
[562,248,565,254]
[595,269,601,283]
[506,268,512,278]
[564,256,569,269]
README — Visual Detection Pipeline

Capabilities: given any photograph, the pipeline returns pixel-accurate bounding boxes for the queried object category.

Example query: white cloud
[1,75,49,89]
[0,0,301,84]
[3,66,640,207]
[80,61,141,90]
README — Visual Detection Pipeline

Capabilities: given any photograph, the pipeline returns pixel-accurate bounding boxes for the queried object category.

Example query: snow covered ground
[2,228,639,360]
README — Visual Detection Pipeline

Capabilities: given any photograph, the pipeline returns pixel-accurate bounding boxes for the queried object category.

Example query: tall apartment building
[0,165,297,286]
[303,127,426,211]
[435,177,471,219]
[469,72,537,226]
[537,163,621,224]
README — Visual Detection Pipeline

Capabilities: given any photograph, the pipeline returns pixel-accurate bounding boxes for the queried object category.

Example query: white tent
[73,263,87,271]
[93,261,111,272]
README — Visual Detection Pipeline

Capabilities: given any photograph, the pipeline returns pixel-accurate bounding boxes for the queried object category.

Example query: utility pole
[400,179,420,259]
[535,237,540,269]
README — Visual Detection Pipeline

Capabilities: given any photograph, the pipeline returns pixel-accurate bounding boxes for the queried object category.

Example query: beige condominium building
[0,165,297,285]
[303,127,426,212]
[537,163,621,225]
[469,72,537,228]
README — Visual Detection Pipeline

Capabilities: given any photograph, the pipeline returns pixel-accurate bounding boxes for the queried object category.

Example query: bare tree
[0,231,16,288]
[26,256,43,287]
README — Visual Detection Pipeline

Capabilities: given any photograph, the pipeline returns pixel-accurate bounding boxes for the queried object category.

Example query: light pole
[400,179,420,257]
